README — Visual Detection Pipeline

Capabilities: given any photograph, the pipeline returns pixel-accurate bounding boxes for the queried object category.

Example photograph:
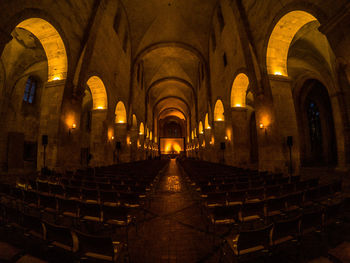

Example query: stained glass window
[23,76,36,103]
[307,100,322,150]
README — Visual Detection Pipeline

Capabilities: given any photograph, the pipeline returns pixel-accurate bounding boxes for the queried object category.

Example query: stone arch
[214,99,225,121]
[266,11,317,76]
[115,101,127,123]
[86,76,108,110]
[16,18,68,82]
[231,73,249,107]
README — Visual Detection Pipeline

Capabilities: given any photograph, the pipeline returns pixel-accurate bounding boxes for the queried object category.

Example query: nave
[0,159,350,262]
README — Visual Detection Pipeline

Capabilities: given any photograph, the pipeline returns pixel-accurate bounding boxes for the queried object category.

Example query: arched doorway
[298,79,337,166]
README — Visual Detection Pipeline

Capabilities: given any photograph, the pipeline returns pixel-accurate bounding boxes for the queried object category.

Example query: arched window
[23,76,37,103]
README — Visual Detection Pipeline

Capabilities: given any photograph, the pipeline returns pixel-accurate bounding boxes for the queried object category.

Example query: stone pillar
[138,134,145,160]
[258,75,300,174]
[231,107,249,167]
[38,80,66,171]
[213,121,225,163]
[204,128,212,161]
[130,128,138,161]
[114,123,127,163]
[89,109,108,167]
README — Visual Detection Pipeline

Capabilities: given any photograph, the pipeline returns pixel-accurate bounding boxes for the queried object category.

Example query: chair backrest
[273,215,301,244]
[75,230,115,261]
[237,224,273,255]
[44,220,75,250]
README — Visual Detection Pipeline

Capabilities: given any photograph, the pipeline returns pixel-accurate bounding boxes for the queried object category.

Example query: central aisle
[128,159,219,263]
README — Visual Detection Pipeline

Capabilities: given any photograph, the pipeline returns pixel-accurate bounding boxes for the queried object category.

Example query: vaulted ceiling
[121,0,218,123]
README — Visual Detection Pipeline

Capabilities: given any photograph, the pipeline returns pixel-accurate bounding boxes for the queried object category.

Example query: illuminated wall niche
[115,101,127,123]
[214,100,224,121]
[231,73,249,108]
[86,76,108,110]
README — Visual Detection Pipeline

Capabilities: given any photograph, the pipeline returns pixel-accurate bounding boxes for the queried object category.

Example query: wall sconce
[69,123,76,135]
[111,136,114,140]
[225,136,228,140]
[259,123,269,135]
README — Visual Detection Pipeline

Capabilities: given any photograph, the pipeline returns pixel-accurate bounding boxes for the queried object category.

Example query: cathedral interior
[0,0,350,262]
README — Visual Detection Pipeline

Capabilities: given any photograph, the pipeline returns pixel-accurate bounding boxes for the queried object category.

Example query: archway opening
[267,11,317,76]
[17,18,68,81]
[115,101,127,123]
[231,73,249,107]
[86,76,108,110]
[214,100,225,121]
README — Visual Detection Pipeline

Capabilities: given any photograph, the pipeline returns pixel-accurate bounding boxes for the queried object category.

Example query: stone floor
[128,159,220,263]
[127,159,350,263]
[0,159,350,262]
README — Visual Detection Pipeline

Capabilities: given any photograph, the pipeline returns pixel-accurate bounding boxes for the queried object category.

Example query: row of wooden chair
[0,207,124,262]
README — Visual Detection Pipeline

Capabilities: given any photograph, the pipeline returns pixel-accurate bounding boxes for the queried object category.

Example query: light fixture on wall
[69,123,76,136]
[225,136,228,140]
[259,123,264,129]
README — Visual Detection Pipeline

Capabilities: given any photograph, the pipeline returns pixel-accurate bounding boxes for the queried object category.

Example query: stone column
[231,107,249,167]
[213,121,225,163]
[38,80,66,171]
[114,123,127,163]
[258,75,300,174]
[89,109,108,167]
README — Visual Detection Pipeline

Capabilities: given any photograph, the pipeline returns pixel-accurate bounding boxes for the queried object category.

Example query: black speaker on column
[287,136,293,147]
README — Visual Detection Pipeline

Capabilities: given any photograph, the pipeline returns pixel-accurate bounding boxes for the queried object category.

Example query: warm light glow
[199,121,204,134]
[112,136,114,140]
[202,141,206,147]
[160,138,184,154]
[115,101,127,123]
[267,11,317,76]
[205,113,211,129]
[231,73,249,108]
[72,123,76,129]
[214,100,225,121]
[225,136,228,140]
[139,122,144,135]
[17,18,68,82]
[87,76,108,110]
[226,129,232,142]
[274,71,283,76]
[259,123,264,129]
[66,114,76,131]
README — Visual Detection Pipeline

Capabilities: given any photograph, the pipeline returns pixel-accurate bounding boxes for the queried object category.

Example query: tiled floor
[128,159,220,263]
